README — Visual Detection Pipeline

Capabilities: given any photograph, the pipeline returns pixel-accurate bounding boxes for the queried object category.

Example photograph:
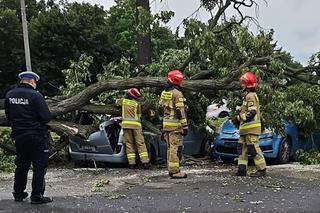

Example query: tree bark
[49,121,97,138]
[136,0,152,70]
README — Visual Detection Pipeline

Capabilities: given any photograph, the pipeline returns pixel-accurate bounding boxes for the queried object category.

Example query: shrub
[296,149,320,165]
[0,128,15,172]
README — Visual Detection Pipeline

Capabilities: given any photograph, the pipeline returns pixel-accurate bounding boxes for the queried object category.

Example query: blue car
[214,120,301,163]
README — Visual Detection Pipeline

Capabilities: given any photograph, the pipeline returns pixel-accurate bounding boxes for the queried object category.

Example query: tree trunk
[136,0,152,70]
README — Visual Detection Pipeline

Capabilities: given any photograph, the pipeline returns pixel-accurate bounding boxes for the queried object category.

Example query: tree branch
[190,70,215,80]
[179,48,199,72]
[225,56,272,83]
[0,77,240,126]
[49,120,97,138]
[80,104,121,115]
[209,0,231,28]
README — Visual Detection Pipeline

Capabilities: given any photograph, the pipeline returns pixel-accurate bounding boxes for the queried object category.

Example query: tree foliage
[1,0,320,139]
[0,8,24,95]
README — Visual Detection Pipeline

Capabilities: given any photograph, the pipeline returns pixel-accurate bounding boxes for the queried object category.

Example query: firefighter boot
[169,171,187,179]
[250,169,266,177]
[235,165,247,176]
[128,164,136,169]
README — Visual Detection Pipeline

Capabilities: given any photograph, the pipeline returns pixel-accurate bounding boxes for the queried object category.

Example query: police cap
[18,71,40,81]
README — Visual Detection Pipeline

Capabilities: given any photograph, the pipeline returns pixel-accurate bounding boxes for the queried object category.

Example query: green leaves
[96,57,131,103]
[28,1,120,95]
[61,54,93,97]
[296,149,320,165]
[155,10,175,24]
[91,179,110,192]
[0,154,15,172]
[0,128,15,172]
[0,8,23,97]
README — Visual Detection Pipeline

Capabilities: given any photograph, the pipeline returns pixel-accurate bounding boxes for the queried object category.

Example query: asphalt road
[0,162,320,213]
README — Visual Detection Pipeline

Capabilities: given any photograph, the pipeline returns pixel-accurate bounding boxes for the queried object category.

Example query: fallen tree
[1,56,318,135]
[1,0,320,158]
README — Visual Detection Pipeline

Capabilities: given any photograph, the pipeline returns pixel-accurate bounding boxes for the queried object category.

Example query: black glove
[182,127,188,136]
[245,110,256,121]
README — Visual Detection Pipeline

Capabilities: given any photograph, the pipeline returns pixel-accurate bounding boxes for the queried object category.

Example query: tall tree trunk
[136,0,152,70]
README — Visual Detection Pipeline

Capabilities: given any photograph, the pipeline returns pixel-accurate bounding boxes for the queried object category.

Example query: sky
[71,0,320,65]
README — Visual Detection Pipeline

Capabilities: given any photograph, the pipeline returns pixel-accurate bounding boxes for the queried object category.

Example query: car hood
[219,120,275,139]
[218,120,239,139]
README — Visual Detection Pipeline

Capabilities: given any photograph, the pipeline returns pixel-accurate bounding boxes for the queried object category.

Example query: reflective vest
[239,92,261,135]
[117,98,142,129]
[159,87,187,132]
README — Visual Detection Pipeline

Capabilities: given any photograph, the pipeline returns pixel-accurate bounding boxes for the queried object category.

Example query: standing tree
[136,0,152,69]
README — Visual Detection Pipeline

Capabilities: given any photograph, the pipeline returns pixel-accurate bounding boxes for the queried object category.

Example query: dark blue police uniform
[5,72,52,203]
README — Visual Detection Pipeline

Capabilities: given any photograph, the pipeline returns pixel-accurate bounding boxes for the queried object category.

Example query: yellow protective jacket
[238,91,261,135]
[116,98,142,129]
[159,87,188,132]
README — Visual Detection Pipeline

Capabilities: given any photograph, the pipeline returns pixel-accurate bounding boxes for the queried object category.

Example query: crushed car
[69,117,209,165]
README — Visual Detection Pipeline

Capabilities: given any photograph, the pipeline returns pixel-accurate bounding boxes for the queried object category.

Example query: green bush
[296,149,320,165]
[0,127,12,146]
[0,154,15,172]
[0,128,15,172]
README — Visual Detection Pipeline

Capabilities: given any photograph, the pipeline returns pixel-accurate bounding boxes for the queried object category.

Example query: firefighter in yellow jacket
[232,72,267,177]
[117,88,150,169]
[159,70,188,178]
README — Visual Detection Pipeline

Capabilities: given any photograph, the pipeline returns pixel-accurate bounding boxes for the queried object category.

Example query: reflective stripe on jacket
[239,92,261,135]
[116,98,142,129]
[159,87,187,132]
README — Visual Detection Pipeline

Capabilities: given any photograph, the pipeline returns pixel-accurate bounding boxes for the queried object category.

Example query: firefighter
[116,88,150,169]
[159,70,188,178]
[232,71,267,177]
[5,71,52,204]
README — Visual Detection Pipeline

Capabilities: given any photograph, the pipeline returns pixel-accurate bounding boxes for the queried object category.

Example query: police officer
[5,71,52,204]
[116,88,150,169]
[232,71,267,177]
[159,70,188,178]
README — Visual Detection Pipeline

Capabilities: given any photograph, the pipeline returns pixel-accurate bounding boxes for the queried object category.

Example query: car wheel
[276,137,291,164]
[195,140,211,157]
[201,139,212,155]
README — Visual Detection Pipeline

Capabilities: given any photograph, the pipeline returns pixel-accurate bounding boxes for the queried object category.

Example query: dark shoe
[31,196,53,205]
[250,169,266,177]
[13,192,28,202]
[169,172,187,179]
[128,164,136,169]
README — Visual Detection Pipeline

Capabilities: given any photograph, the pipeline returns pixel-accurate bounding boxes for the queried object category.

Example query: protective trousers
[123,129,149,165]
[164,131,183,174]
[238,134,266,171]
[13,134,49,200]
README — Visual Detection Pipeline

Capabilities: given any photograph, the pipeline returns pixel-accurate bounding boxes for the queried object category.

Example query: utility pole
[20,0,32,71]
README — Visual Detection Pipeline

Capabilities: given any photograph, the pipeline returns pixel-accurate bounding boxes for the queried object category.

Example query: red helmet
[167,70,184,86]
[240,72,257,88]
[128,88,142,99]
